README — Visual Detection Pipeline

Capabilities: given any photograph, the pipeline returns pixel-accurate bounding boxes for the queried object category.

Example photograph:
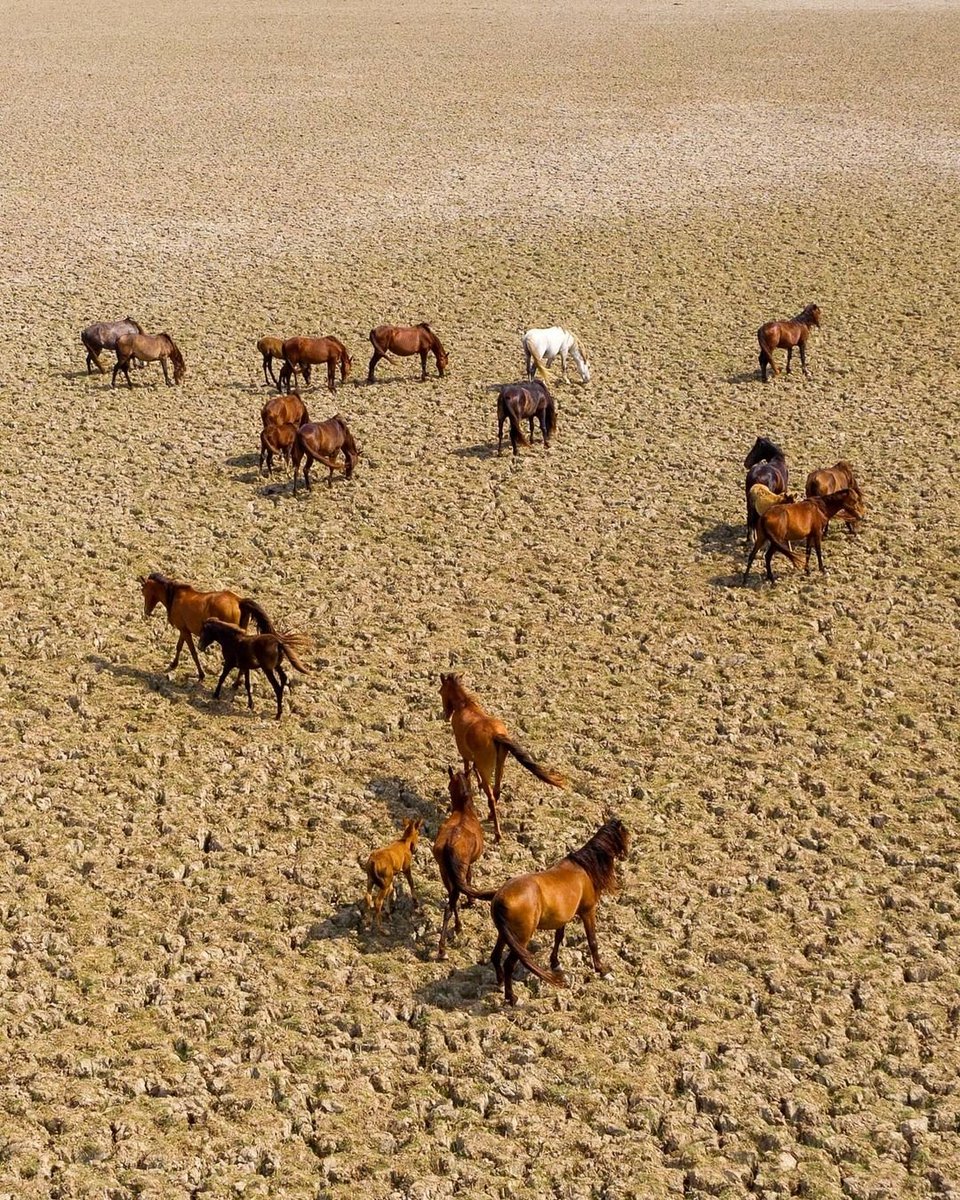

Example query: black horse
[495,380,557,456]
[744,437,788,541]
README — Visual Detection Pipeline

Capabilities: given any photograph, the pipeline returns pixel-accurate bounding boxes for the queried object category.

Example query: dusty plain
[2,1,960,1197]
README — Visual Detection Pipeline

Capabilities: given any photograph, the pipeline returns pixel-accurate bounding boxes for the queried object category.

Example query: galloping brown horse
[495,380,557,456]
[256,336,286,388]
[757,304,821,382]
[81,317,142,374]
[292,415,359,492]
[433,767,487,959]
[367,323,449,382]
[439,673,566,843]
[198,619,311,719]
[743,489,865,584]
[140,573,274,680]
[279,336,352,394]
[805,460,863,533]
[113,332,185,388]
[469,817,630,1006]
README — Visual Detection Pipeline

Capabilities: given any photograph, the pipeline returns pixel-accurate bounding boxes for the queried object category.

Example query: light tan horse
[113,332,185,388]
[360,818,424,930]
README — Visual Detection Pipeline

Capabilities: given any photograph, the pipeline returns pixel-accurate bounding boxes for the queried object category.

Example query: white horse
[521,326,591,384]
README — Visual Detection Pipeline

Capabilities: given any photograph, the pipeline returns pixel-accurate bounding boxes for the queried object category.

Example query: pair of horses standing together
[259,393,359,490]
[80,318,186,388]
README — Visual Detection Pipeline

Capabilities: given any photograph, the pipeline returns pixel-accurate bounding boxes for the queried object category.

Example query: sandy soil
[2,1,960,1197]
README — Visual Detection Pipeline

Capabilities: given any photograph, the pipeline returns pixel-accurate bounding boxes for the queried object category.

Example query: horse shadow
[698,520,745,554]
[725,369,761,385]
[451,443,498,461]
[61,369,95,381]
[367,775,438,826]
[225,451,259,468]
[415,961,493,1012]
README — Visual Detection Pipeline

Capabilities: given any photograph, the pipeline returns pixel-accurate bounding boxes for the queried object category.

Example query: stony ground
[2,1,960,1197]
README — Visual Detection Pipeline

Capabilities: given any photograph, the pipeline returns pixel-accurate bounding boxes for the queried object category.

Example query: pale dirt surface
[2,1,960,1197]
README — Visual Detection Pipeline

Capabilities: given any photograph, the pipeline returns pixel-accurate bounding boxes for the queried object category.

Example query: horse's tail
[238,598,275,633]
[493,898,567,988]
[506,403,529,449]
[369,329,397,363]
[443,845,497,901]
[763,525,803,570]
[494,737,565,789]
[522,336,552,381]
[276,631,312,673]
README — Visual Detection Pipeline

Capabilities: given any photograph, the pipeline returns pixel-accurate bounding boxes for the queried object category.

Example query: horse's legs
[213,661,232,698]
[804,536,813,574]
[764,543,777,584]
[168,632,186,671]
[559,350,570,384]
[160,356,172,386]
[758,351,768,383]
[491,933,506,982]
[498,411,505,456]
[403,865,418,908]
[743,534,764,584]
[582,909,607,975]
[438,899,453,960]
[785,346,793,375]
[813,533,825,573]
[464,864,475,907]
[303,455,313,491]
[264,665,284,719]
[122,359,133,389]
[185,632,205,680]
[550,927,565,971]
[799,339,810,377]
[537,413,549,449]
[367,350,382,383]
[419,350,428,381]
[477,770,501,844]
[111,358,122,388]
[503,950,520,1005]
[327,360,336,393]
[524,347,535,381]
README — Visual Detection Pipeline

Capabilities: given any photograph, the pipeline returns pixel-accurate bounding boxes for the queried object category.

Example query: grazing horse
[439,673,566,844]
[279,336,352,394]
[744,437,789,541]
[198,619,311,719]
[256,336,287,388]
[261,392,309,432]
[139,573,274,680]
[522,327,591,384]
[112,332,185,388]
[495,380,557,456]
[469,818,629,1006]
[360,818,424,931]
[433,767,487,960]
[743,489,865,584]
[757,303,821,382]
[81,316,142,374]
[805,460,863,534]
[259,420,298,475]
[367,323,449,382]
[291,415,359,492]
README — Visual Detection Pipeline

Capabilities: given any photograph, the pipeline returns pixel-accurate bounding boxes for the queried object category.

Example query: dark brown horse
[433,767,486,960]
[744,437,789,541]
[469,818,630,1006]
[112,332,185,388]
[367,323,449,382]
[259,421,298,475]
[140,573,274,680]
[495,380,557,456]
[279,336,352,394]
[805,460,863,534]
[757,304,821,382]
[743,489,865,584]
[198,619,311,719]
[81,317,142,374]
[256,336,286,388]
[292,415,359,492]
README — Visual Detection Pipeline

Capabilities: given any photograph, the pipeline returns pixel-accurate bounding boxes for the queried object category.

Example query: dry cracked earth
[2,1,960,1197]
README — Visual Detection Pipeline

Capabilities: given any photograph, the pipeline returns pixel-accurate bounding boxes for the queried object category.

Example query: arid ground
[2,1,959,1197]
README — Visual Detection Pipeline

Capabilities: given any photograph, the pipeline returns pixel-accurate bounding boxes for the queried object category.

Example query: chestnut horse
[291,415,359,492]
[757,303,821,382]
[367,323,449,382]
[140,572,274,680]
[261,392,309,431]
[433,767,486,959]
[495,380,557,456]
[113,332,185,388]
[439,673,566,844]
[81,316,142,374]
[279,336,352,394]
[256,336,286,388]
[744,437,789,541]
[259,420,297,475]
[198,619,311,719]
[470,817,630,1006]
[360,818,423,931]
[806,460,863,534]
[743,489,865,584]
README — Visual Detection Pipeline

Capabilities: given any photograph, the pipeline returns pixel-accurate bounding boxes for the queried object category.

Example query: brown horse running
[433,767,487,959]
[757,303,821,382]
[439,673,566,844]
[743,489,865,584]
[367,323,449,382]
[198,619,311,719]
[292,415,359,492]
[259,420,298,475]
[261,392,309,431]
[495,380,557,456]
[805,460,863,534]
[113,332,185,388]
[81,316,142,374]
[279,336,352,394]
[360,817,424,931]
[470,817,629,1006]
[256,336,287,388]
[140,572,275,680]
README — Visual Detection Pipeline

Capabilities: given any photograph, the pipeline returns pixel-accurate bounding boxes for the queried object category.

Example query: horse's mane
[754,437,784,461]
[566,818,629,894]
[417,322,431,331]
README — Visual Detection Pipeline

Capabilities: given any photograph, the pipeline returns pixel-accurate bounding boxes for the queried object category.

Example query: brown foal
[433,767,486,959]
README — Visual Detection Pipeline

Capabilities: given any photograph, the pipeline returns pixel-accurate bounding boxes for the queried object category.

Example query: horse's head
[573,341,591,383]
[197,619,220,653]
[140,574,162,617]
[834,488,865,522]
[744,437,782,470]
[341,352,352,381]
[436,343,449,376]
[447,765,476,812]
[439,672,462,719]
[403,816,424,851]
[165,337,186,384]
[804,304,822,327]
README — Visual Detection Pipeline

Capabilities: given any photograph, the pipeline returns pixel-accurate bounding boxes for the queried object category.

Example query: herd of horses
[90,300,853,1003]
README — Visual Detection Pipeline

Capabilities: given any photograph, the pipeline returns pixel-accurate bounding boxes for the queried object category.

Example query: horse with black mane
[495,380,557,456]
[757,303,821,382]
[744,437,789,541]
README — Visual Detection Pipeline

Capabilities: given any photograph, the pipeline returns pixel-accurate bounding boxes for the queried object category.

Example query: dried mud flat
[2,2,960,1198]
